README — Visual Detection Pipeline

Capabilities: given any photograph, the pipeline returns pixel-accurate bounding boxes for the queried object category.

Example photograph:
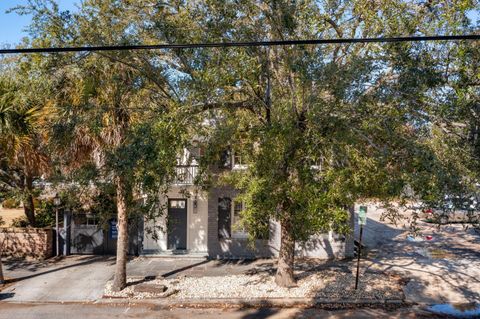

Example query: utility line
[0,34,479,54]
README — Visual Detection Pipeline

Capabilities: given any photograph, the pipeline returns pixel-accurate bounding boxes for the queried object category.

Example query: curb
[96,297,410,309]
[1,298,410,310]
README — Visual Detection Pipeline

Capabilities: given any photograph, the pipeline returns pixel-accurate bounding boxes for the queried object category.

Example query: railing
[173,165,199,185]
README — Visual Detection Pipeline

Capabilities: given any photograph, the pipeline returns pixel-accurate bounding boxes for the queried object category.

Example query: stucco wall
[143,184,355,259]
[142,187,208,254]
[208,187,353,259]
[0,227,53,259]
[207,186,276,258]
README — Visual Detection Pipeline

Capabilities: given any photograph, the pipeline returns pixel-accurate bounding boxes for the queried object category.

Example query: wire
[1,34,479,55]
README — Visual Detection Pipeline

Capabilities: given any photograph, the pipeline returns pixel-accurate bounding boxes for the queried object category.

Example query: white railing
[173,165,198,185]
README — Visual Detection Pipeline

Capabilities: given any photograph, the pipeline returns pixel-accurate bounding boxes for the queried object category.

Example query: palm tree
[51,57,146,291]
[0,78,50,226]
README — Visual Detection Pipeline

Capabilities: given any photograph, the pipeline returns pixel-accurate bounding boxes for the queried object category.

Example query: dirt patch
[0,208,24,227]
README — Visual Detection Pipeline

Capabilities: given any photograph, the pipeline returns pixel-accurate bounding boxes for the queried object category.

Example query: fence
[0,227,53,259]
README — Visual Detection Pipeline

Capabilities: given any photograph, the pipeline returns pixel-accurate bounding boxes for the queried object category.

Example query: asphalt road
[0,302,437,319]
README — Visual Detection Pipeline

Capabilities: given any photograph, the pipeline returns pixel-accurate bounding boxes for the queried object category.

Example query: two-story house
[142,147,355,259]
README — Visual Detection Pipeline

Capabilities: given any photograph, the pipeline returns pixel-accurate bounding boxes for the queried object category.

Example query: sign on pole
[355,205,367,290]
[358,205,367,225]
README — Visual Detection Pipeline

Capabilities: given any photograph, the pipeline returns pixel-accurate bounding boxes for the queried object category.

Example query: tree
[132,0,478,286]
[11,0,478,289]
[0,230,4,284]
[0,64,51,226]
[14,0,187,291]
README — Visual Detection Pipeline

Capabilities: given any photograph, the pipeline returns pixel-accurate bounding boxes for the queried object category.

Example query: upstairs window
[232,150,248,170]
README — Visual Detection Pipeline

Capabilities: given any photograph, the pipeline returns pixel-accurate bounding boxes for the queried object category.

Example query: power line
[1,34,479,55]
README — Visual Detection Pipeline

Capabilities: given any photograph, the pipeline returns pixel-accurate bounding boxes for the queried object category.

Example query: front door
[167,199,187,250]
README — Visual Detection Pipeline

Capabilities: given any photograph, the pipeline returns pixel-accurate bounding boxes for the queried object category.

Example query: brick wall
[0,227,53,259]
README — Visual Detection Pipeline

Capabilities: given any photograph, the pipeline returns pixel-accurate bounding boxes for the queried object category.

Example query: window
[86,216,98,226]
[219,150,232,168]
[185,146,203,166]
[311,157,324,170]
[218,198,269,240]
[169,200,186,209]
[232,150,248,170]
[232,200,248,238]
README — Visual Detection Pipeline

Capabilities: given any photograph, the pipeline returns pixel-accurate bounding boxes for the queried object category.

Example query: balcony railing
[173,165,199,185]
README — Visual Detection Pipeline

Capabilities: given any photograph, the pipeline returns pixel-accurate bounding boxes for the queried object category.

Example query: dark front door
[167,199,187,250]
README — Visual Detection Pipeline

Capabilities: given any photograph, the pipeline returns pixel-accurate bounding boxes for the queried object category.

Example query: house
[142,147,355,259]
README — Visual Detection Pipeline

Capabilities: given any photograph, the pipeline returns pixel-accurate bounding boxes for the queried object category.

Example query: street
[0,302,437,319]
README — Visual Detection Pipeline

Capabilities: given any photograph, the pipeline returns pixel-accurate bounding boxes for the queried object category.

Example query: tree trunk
[0,255,4,284]
[111,176,129,292]
[23,175,35,226]
[275,215,296,287]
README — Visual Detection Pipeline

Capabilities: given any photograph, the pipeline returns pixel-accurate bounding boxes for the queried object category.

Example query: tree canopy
[0,0,478,288]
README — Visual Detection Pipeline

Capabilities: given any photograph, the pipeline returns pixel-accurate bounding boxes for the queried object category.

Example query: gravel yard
[104,262,404,300]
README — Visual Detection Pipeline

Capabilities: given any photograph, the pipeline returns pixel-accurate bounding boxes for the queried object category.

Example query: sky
[0,0,78,46]
[0,1,478,47]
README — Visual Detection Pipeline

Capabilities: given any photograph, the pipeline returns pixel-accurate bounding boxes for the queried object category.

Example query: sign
[355,205,368,290]
[109,220,118,239]
[358,205,367,225]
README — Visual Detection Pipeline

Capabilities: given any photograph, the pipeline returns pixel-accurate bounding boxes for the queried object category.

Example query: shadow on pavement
[0,293,15,300]
[3,256,115,284]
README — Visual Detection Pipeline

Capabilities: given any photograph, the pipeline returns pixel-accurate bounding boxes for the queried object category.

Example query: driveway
[0,256,115,302]
[356,203,480,304]
[0,255,270,302]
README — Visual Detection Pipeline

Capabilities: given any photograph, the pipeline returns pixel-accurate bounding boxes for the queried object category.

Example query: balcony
[173,165,199,185]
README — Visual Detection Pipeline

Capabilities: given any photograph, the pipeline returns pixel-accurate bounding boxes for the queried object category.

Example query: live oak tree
[132,0,478,287]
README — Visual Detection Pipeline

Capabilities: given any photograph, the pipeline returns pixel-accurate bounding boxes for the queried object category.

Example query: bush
[11,216,29,227]
[2,198,21,209]
[35,200,56,227]
[0,215,5,226]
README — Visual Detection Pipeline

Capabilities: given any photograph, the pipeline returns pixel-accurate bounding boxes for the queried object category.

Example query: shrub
[35,200,56,227]
[2,198,21,209]
[11,216,29,227]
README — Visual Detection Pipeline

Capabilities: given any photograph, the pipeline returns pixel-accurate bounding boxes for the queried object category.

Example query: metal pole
[355,225,364,290]
[55,207,59,257]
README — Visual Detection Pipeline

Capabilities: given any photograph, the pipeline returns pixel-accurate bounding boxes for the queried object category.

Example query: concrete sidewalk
[126,257,271,278]
[1,256,115,302]
[356,203,480,304]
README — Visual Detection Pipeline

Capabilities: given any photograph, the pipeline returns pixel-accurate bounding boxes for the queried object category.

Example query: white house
[142,148,354,259]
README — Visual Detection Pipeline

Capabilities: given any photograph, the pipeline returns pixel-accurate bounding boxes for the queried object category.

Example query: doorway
[167,199,188,250]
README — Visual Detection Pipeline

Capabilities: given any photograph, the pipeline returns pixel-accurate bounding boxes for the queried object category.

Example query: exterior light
[53,194,61,206]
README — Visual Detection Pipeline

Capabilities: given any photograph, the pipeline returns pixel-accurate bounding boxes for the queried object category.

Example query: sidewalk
[1,206,479,311]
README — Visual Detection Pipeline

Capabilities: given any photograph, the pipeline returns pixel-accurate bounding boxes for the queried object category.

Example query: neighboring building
[142,147,355,259]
